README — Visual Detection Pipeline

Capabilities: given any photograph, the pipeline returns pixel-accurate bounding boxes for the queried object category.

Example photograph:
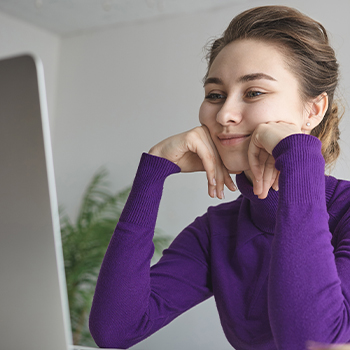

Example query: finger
[186,132,217,197]
[259,153,276,199]
[270,167,278,187]
[256,149,271,198]
[202,128,225,199]
[200,126,239,198]
[201,126,230,199]
[272,170,280,191]
[248,132,273,197]
[213,162,226,199]
[248,143,264,196]
[215,166,237,199]
[223,168,237,192]
[198,127,223,198]
[193,130,227,199]
[251,148,270,197]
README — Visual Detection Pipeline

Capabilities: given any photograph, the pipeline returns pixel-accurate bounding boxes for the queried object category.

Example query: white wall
[52,0,350,349]
[0,11,60,128]
[1,1,349,349]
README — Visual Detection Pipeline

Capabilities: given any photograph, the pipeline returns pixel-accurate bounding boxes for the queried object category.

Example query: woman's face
[199,39,309,173]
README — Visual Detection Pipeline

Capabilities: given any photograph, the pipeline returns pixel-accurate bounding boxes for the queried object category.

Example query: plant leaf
[61,168,172,345]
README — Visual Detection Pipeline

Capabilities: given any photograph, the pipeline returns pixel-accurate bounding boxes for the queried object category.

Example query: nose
[216,97,242,126]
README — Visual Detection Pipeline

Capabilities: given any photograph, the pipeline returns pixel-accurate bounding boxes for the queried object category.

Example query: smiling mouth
[218,134,251,146]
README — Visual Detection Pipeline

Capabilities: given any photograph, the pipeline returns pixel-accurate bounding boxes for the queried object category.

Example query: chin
[221,155,250,174]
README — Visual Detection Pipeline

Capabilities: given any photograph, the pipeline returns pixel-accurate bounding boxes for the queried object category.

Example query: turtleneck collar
[235,172,339,234]
[236,172,279,234]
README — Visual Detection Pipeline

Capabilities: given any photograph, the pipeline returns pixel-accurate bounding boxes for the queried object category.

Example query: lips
[217,133,251,146]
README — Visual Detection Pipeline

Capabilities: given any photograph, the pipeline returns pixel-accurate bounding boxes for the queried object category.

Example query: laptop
[0,54,119,350]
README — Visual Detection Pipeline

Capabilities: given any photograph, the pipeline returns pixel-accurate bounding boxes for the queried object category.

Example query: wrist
[148,145,162,158]
[273,134,325,203]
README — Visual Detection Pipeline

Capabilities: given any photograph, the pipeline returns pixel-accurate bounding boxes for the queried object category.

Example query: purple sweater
[89,134,350,349]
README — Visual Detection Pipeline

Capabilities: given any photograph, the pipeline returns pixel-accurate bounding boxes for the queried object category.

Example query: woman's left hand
[306,341,350,350]
[247,121,302,199]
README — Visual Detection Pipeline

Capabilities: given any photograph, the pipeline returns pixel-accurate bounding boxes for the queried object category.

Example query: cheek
[263,95,305,125]
[199,102,218,126]
[249,101,277,122]
[244,99,289,126]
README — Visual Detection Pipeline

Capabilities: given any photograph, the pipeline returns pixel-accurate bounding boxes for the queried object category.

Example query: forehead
[208,39,292,80]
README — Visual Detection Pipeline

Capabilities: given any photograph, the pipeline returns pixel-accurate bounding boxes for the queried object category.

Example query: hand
[149,126,239,199]
[307,341,350,350]
[247,121,302,199]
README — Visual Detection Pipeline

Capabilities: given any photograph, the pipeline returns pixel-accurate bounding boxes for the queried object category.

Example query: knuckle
[192,126,203,135]
[185,130,202,147]
[205,152,216,165]
[185,129,197,141]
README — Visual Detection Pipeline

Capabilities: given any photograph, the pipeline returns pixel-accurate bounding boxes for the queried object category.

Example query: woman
[89,6,350,350]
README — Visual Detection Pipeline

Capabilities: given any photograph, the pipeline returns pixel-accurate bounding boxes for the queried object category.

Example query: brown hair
[204,5,342,169]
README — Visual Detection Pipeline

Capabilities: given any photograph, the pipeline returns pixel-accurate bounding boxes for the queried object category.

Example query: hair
[204,5,342,170]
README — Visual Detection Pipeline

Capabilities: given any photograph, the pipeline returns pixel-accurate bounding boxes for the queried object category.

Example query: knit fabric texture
[89,134,350,349]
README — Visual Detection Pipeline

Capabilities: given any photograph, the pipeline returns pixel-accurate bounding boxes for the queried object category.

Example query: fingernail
[213,189,217,198]
[221,190,225,199]
[232,183,237,191]
[305,341,317,350]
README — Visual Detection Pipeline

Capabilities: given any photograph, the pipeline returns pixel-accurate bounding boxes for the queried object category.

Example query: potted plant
[60,168,171,346]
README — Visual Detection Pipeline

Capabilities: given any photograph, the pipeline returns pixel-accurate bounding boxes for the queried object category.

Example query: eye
[245,90,264,99]
[205,93,226,102]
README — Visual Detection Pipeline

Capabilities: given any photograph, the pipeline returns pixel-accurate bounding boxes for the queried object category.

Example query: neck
[236,172,279,233]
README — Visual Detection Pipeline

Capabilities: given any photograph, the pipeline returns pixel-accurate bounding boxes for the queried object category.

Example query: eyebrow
[203,77,224,86]
[203,73,277,86]
[238,73,277,83]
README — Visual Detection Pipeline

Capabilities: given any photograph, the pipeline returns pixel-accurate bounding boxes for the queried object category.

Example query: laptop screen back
[0,54,72,350]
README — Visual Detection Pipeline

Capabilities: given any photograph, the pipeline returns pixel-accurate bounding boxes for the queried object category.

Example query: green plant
[60,168,172,346]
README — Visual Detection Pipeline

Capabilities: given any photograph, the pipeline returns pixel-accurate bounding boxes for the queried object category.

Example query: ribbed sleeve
[119,153,180,228]
[272,134,325,203]
[89,153,212,349]
[269,134,350,348]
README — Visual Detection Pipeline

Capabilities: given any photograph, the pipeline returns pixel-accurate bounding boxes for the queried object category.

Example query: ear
[303,92,328,133]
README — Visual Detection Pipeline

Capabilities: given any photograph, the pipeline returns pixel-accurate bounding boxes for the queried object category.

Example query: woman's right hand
[148,126,238,199]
